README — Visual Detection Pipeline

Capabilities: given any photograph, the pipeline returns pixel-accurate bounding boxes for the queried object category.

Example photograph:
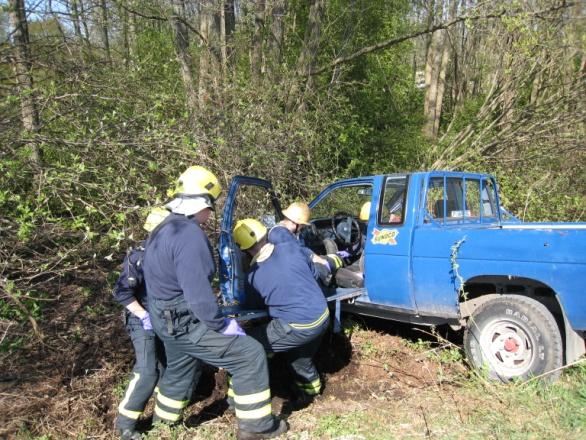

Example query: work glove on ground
[222,318,246,336]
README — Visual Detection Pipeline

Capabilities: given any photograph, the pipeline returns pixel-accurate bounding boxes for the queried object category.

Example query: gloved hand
[139,312,153,331]
[336,250,351,259]
[222,318,246,336]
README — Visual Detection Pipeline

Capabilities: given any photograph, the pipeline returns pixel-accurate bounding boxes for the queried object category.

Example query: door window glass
[465,179,481,218]
[380,176,407,224]
[481,178,498,218]
[427,176,496,222]
[427,177,445,220]
[312,184,372,220]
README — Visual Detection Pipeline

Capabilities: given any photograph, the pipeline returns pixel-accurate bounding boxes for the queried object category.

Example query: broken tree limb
[308,1,572,76]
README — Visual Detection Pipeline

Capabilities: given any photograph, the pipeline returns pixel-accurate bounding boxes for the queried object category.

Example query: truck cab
[219,171,586,382]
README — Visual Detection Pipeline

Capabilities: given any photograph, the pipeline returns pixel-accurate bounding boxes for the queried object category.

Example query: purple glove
[337,250,351,259]
[140,313,153,331]
[222,318,246,336]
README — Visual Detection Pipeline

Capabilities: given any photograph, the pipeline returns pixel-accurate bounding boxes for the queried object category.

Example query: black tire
[464,295,563,382]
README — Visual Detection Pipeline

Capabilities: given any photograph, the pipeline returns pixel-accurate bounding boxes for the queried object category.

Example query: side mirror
[357,188,372,196]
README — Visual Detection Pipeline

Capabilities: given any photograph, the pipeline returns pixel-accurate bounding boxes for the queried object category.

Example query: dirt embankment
[0,270,465,439]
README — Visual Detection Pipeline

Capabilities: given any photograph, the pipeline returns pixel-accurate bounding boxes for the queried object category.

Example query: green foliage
[0,281,45,322]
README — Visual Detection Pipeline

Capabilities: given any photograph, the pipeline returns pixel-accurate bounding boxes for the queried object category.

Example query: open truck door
[219,176,282,320]
[220,175,363,329]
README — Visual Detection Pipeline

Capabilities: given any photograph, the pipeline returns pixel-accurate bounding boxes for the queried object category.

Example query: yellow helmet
[359,202,371,221]
[172,166,221,201]
[143,207,170,232]
[233,218,267,250]
[282,202,311,225]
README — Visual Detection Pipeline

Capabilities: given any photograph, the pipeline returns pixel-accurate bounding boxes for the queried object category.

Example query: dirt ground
[0,268,468,439]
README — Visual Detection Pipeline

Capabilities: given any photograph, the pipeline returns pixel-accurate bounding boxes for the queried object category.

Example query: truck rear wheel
[464,295,563,382]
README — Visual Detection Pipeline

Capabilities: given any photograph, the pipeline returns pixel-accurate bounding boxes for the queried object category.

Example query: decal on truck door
[371,228,399,246]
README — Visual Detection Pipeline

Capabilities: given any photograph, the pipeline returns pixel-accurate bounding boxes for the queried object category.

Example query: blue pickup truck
[218,171,586,382]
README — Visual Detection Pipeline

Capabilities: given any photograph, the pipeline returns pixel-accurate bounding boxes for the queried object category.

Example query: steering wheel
[331,212,362,247]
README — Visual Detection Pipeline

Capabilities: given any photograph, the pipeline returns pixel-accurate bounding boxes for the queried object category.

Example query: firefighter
[333,201,369,288]
[270,202,343,284]
[143,166,287,440]
[114,207,204,440]
[268,201,311,244]
[233,218,330,407]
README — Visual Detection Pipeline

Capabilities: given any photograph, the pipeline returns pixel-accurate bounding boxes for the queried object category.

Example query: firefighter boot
[237,418,288,440]
[117,428,142,440]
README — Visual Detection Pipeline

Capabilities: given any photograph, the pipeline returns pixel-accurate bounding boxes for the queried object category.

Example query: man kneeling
[233,219,330,407]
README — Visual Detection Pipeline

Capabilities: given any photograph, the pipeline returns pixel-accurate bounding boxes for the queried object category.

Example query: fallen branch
[0,279,44,341]
[521,357,586,384]
[309,1,572,76]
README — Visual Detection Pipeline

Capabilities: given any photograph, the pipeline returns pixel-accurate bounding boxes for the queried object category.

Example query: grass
[8,315,585,440]
[305,362,586,440]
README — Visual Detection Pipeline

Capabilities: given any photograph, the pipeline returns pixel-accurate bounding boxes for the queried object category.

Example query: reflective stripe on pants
[149,296,275,433]
[247,317,328,397]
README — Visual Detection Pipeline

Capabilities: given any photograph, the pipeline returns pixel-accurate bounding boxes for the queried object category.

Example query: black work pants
[246,313,329,397]
[149,295,275,433]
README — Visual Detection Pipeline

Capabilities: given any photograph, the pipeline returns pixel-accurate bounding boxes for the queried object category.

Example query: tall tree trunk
[423,29,443,138]
[99,0,112,65]
[169,0,198,115]
[225,0,235,63]
[79,0,93,53]
[423,0,456,139]
[69,0,83,40]
[8,0,42,165]
[220,1,235,77]
[120,0,131,68]
[432,34,450,137]
[196,0,222,107]
[269,0,286,66]
[423,0,436,116]
[220,2,227,76]
[198,0,213,109]
[128,0,137,61]
[251,0,266,80]
[288,0,324,112]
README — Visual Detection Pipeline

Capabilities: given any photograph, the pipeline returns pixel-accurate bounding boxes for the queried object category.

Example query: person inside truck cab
[268,201,344,285]
[330,201,369,288]
[383,188,404,223]
[233,218,330,409]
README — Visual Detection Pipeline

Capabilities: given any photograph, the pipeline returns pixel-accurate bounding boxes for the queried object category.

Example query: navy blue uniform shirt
[113,244,146,307]
[247,241,327,325]
[143,213,225,331]
[268,225,319,279]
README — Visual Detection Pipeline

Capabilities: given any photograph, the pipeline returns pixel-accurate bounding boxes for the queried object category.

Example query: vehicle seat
[433,199,445,218]
[335,254,365,288]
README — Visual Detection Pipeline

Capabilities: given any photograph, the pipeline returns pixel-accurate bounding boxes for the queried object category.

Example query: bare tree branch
[309,1,572,76]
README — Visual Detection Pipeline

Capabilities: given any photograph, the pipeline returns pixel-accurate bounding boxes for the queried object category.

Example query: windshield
[311,184,373,219]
